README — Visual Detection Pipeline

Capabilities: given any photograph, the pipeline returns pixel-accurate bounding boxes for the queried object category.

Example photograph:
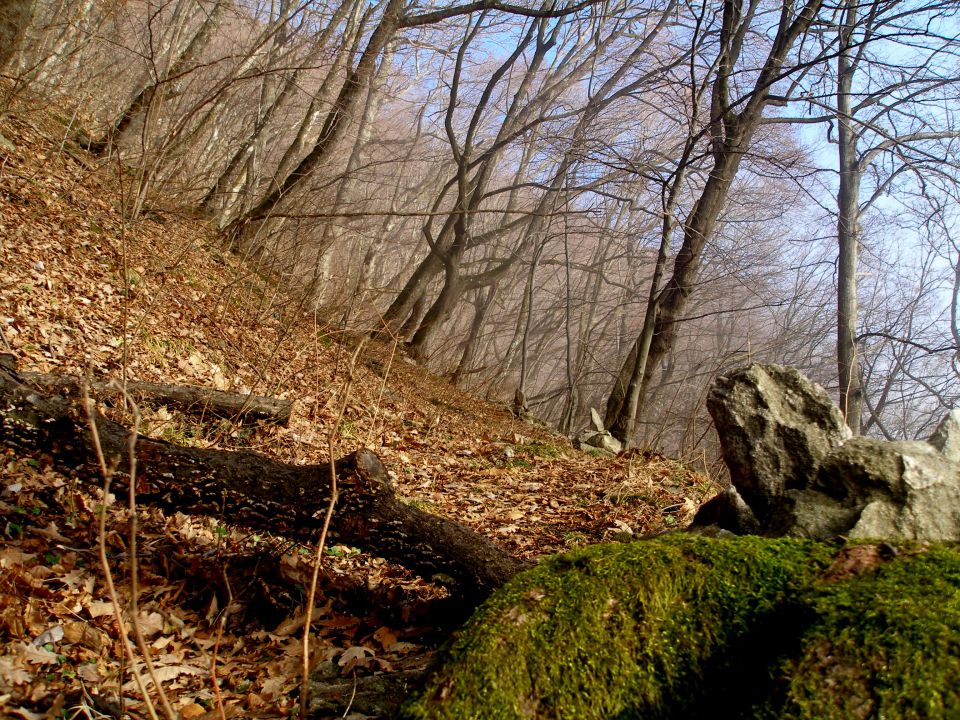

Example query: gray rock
[929,408,960,463]
[706,364,851,524]
[699,364,960,542]
[778,489,862,540]
[581,431,622,455]
[589,407,605,433]
[818,438,960,540]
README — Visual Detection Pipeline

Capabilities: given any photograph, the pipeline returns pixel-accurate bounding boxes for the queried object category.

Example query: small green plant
[404,498,438,512]
[506,458,533,469]
[325,545,361,558]
[337,419,358,439]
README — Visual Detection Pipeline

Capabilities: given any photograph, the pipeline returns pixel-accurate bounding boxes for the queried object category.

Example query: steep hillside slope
[0,106,716,718]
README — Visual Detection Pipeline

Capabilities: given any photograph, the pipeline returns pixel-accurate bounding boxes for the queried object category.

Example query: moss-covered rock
[400,536,960,720]
[770,543,960,719]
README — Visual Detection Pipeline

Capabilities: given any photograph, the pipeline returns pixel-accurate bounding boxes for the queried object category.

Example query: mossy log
[402,535,960,719]
[0,362,527,601]
[19,370,293,425]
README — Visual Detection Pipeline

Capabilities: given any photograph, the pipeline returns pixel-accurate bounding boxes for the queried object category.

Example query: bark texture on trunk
[0,362,526,601]
[19,371,293,425]
[835,0,863,434]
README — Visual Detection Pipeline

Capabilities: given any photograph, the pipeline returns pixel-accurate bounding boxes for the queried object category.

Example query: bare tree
[229,0,600,233]
[604,0,828,445]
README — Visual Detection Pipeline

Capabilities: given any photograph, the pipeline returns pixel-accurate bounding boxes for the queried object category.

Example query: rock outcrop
[694,364,960,541]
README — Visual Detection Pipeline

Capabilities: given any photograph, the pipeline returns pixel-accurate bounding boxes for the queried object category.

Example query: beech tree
[228,0,601,235]
[819,0,959,433]
[604,0,828,444]
[0,0,34,71]
[380,0,686,359]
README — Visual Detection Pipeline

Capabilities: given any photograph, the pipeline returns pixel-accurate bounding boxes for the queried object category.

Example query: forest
[3,0,958,455]
[2,0,960,717]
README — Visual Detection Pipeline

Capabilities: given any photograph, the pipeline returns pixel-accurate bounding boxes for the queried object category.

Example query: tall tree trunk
[609,0,825,434]
[270,0,366,200]
[307,42,395,302]
[380,246,447,338]
[200,50,303,221]
[637,150,742,401]
[95,0,229,151]
[512,241,544,401]
[607,231,670,444]
[836,0,863,434]
[607,147,694,443]
[407,258,464,359]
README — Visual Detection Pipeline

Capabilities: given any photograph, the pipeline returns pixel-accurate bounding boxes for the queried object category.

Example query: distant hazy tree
[0,0,34,71]
[229,0,600,235]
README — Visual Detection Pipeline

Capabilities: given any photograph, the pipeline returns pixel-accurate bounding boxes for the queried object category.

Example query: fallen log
[0,362,527,601]
[19,370,293,425]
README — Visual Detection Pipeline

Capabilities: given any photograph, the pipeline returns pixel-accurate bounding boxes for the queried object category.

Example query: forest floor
[0,104,718,718]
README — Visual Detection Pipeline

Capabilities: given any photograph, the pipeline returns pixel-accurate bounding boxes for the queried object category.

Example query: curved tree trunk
[451,282,497,386]
[92,0,229,152]
[232,0,405,230]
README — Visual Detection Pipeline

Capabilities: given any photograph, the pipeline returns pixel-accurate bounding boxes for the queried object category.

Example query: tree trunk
[269,0,367,203]
[451,283,497,386]
[603,0,826,438]
[199,64,303,220]
[379,245,446,337]
[232,0,405,230]
[20,371,293,425]
[0,362,526,602]
[92,0,229,152]
[608,171,688,444]
[407,260,464,359]
[836,0,863,434]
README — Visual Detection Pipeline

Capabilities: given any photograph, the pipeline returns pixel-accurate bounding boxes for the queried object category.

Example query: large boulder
[699,364,960,542]
[706,364,850,525]
[401,536,960,719]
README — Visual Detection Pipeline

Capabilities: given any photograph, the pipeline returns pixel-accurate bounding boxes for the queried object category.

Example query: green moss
[772,545,960,720]
[401,538,960,720]
[401,536,832,720]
